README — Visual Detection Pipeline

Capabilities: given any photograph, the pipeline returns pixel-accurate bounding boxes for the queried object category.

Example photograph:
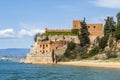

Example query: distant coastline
[0,56,25,63]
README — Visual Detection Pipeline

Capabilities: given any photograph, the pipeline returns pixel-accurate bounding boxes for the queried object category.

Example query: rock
[116,52,120,58]
[92,53,108,60]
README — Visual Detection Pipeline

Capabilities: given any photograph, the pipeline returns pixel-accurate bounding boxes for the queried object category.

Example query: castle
[46,20,103,41]
[25,20,103,64]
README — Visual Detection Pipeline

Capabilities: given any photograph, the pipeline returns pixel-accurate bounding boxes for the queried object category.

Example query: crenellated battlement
[45,28,71,32]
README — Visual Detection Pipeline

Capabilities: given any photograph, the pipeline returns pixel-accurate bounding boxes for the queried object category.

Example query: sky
[0,0,120,49]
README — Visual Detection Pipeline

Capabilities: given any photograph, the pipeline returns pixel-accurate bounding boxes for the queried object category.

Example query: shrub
[64,42,77,59]
[46,32,73,35]
[99,36,108,49]
[89,47,99,57]
[71,29,79,35]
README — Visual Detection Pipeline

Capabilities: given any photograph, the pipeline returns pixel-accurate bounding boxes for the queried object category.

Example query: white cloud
[91,0,120,9]
[18,29,45,37]
[0,29,15,38]
[0,28,45,38]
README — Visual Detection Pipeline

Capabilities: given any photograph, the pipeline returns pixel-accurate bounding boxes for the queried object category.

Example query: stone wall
[73,20,103,42]
[25,52,53,64]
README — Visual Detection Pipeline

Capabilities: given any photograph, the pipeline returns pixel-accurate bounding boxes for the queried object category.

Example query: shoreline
[58,60,120,69]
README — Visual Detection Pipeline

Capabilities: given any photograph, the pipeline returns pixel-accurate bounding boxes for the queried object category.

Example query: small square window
[40,45,42,47]
[74,25,76,27]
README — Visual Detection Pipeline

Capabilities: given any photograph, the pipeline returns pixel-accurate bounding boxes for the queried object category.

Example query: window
[93,26,96,28]
[88,26,90,28]
[46,50,48,52]
[56,47,58,49]
[40,45,42,48]
[46,44,48,47]
[74,25,76,27]
[43,44,45,49]
[43,50,45,53]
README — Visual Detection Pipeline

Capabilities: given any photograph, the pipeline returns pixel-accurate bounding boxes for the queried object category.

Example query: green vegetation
[99,36,108,49]
[34,33,41,42]
[99,17,115,50]
[64,19,90,59]
[46,31,73,35]
[88,47,99,57]
[64,41,77,59]
[46,29,79,36]
[71,29,79,35]
[78,20,90,47]
[34,33,49,42]
[115,12,120,40]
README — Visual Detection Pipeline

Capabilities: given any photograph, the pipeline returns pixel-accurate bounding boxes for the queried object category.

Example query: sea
[0,60,120,80]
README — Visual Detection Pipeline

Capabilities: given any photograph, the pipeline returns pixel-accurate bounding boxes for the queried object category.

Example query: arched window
[93,26,96,28]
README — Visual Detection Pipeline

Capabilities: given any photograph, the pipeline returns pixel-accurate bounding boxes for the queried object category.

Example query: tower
[73,20,83,29]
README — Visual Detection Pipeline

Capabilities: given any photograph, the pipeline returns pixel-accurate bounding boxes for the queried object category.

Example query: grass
[99,58,120,62]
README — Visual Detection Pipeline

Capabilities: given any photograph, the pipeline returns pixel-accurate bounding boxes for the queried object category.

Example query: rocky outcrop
[92,54,108,60]
[25,42,67,64]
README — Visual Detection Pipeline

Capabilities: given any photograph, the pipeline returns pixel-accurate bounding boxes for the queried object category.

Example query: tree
[115,12,120,40]
[78,19,90,47]
[64,41,77,59]
[104,17,115,37]
[34,33,49,42]
[99,36,108,49]
[34,33,41,42]
[116,12,120,26]
[99,17,115,50]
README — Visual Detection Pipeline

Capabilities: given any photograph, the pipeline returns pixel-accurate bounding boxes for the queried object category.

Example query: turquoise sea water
[0,60,120,80]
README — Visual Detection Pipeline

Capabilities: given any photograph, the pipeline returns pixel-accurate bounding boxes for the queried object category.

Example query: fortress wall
[87,24,103,37]
[73,20,103,38]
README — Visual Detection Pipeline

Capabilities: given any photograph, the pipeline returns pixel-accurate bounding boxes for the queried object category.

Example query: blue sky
[0,0,120,49]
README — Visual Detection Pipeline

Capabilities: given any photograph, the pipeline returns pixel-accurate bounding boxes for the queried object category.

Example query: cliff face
[105,39,120,51]
[25,35,69,64]
[25,34,101,64]
[25,42,67,64]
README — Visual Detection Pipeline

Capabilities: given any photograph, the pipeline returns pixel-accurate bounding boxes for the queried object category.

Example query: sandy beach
[58,60,120,69]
